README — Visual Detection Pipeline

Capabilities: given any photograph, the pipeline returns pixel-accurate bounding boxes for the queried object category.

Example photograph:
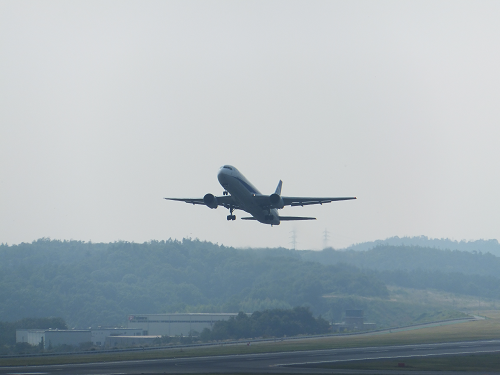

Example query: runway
[2,339,500,374]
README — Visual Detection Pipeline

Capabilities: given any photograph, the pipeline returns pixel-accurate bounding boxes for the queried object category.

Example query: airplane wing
[281,196,356,207]
[164,197,205,205]
[164,196,240,210]
[279,216,316,221]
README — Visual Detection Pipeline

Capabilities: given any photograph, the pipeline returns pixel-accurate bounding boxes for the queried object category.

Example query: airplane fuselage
[218,166,280,225]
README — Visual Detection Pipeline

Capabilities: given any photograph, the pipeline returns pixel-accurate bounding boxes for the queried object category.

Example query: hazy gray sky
[1,1,499,250]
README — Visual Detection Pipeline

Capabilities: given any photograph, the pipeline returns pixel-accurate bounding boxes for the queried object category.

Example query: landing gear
[223,191,229,195]
[227,206,236,221]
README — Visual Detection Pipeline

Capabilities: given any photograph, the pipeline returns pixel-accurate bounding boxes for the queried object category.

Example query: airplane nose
[218,168,227,184]
[218,166,233,186]
[218,166,231,175]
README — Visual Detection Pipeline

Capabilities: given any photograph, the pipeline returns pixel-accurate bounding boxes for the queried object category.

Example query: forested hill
[248,244,500,301]
[298,245,500,277]
[342,236,500,256]
[0,239,387,328]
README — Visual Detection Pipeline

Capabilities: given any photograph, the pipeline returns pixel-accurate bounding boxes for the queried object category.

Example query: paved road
[2,339,500,374]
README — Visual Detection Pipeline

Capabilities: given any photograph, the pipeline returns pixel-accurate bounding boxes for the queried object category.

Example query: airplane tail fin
[275,180,283,195]
[279,216,316,221]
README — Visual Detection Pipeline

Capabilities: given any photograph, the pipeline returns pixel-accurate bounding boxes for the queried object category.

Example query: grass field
[324,286,500,329]
[3,314,500,367]
[388,286,500,311]
[312,353,500,371]
[472,309,500,319]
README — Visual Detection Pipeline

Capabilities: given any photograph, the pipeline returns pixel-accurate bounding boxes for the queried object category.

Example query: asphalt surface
[2,339,500,374]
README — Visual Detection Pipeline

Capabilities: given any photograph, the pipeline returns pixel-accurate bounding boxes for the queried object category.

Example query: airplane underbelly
[222,175,279,225]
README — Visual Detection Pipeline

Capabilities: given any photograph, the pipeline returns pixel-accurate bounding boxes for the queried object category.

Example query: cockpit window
[223,165,233,170]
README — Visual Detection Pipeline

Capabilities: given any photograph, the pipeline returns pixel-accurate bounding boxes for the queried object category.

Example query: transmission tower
[323,228,330,249]
[290,229,297,250]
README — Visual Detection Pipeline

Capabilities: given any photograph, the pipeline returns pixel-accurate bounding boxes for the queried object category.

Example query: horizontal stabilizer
[279,216,316,221]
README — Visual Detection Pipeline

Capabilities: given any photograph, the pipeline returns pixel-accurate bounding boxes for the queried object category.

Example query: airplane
[164,165,356,226]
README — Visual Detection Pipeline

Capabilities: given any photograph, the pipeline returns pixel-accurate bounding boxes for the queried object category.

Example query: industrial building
[344,309,365,329]
[16,328,143,348]
[16,314,240,349]
[331,309,376,332]
[16,329,91,349]
[91,328,143,346]
[127,313,238,336]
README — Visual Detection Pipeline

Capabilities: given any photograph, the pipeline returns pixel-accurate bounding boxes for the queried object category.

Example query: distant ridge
[343,236,500,256]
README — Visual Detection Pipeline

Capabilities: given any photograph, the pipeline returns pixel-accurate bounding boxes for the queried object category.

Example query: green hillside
[0,239,387,328]
[2,238,497,330]
[299,244,500,277]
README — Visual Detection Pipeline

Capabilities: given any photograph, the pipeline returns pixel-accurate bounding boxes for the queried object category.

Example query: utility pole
[290,229,297,251]
[323,228,330,249]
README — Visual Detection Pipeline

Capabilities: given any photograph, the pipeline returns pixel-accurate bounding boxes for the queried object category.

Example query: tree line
[298,244,500,277]
[200,307,330,341]
[344,236,500,256]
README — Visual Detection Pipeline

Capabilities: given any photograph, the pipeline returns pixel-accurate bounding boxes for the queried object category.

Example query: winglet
[275,180,283,195]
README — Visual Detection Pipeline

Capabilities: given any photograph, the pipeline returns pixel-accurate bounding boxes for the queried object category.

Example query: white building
[16,328,144,348]
[127,313,238,336]
[16,330,45,347]
[16,329,91,349]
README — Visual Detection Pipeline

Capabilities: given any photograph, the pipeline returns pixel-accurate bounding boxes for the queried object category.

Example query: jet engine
[203,193,218,209]
[269,193,284,209]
